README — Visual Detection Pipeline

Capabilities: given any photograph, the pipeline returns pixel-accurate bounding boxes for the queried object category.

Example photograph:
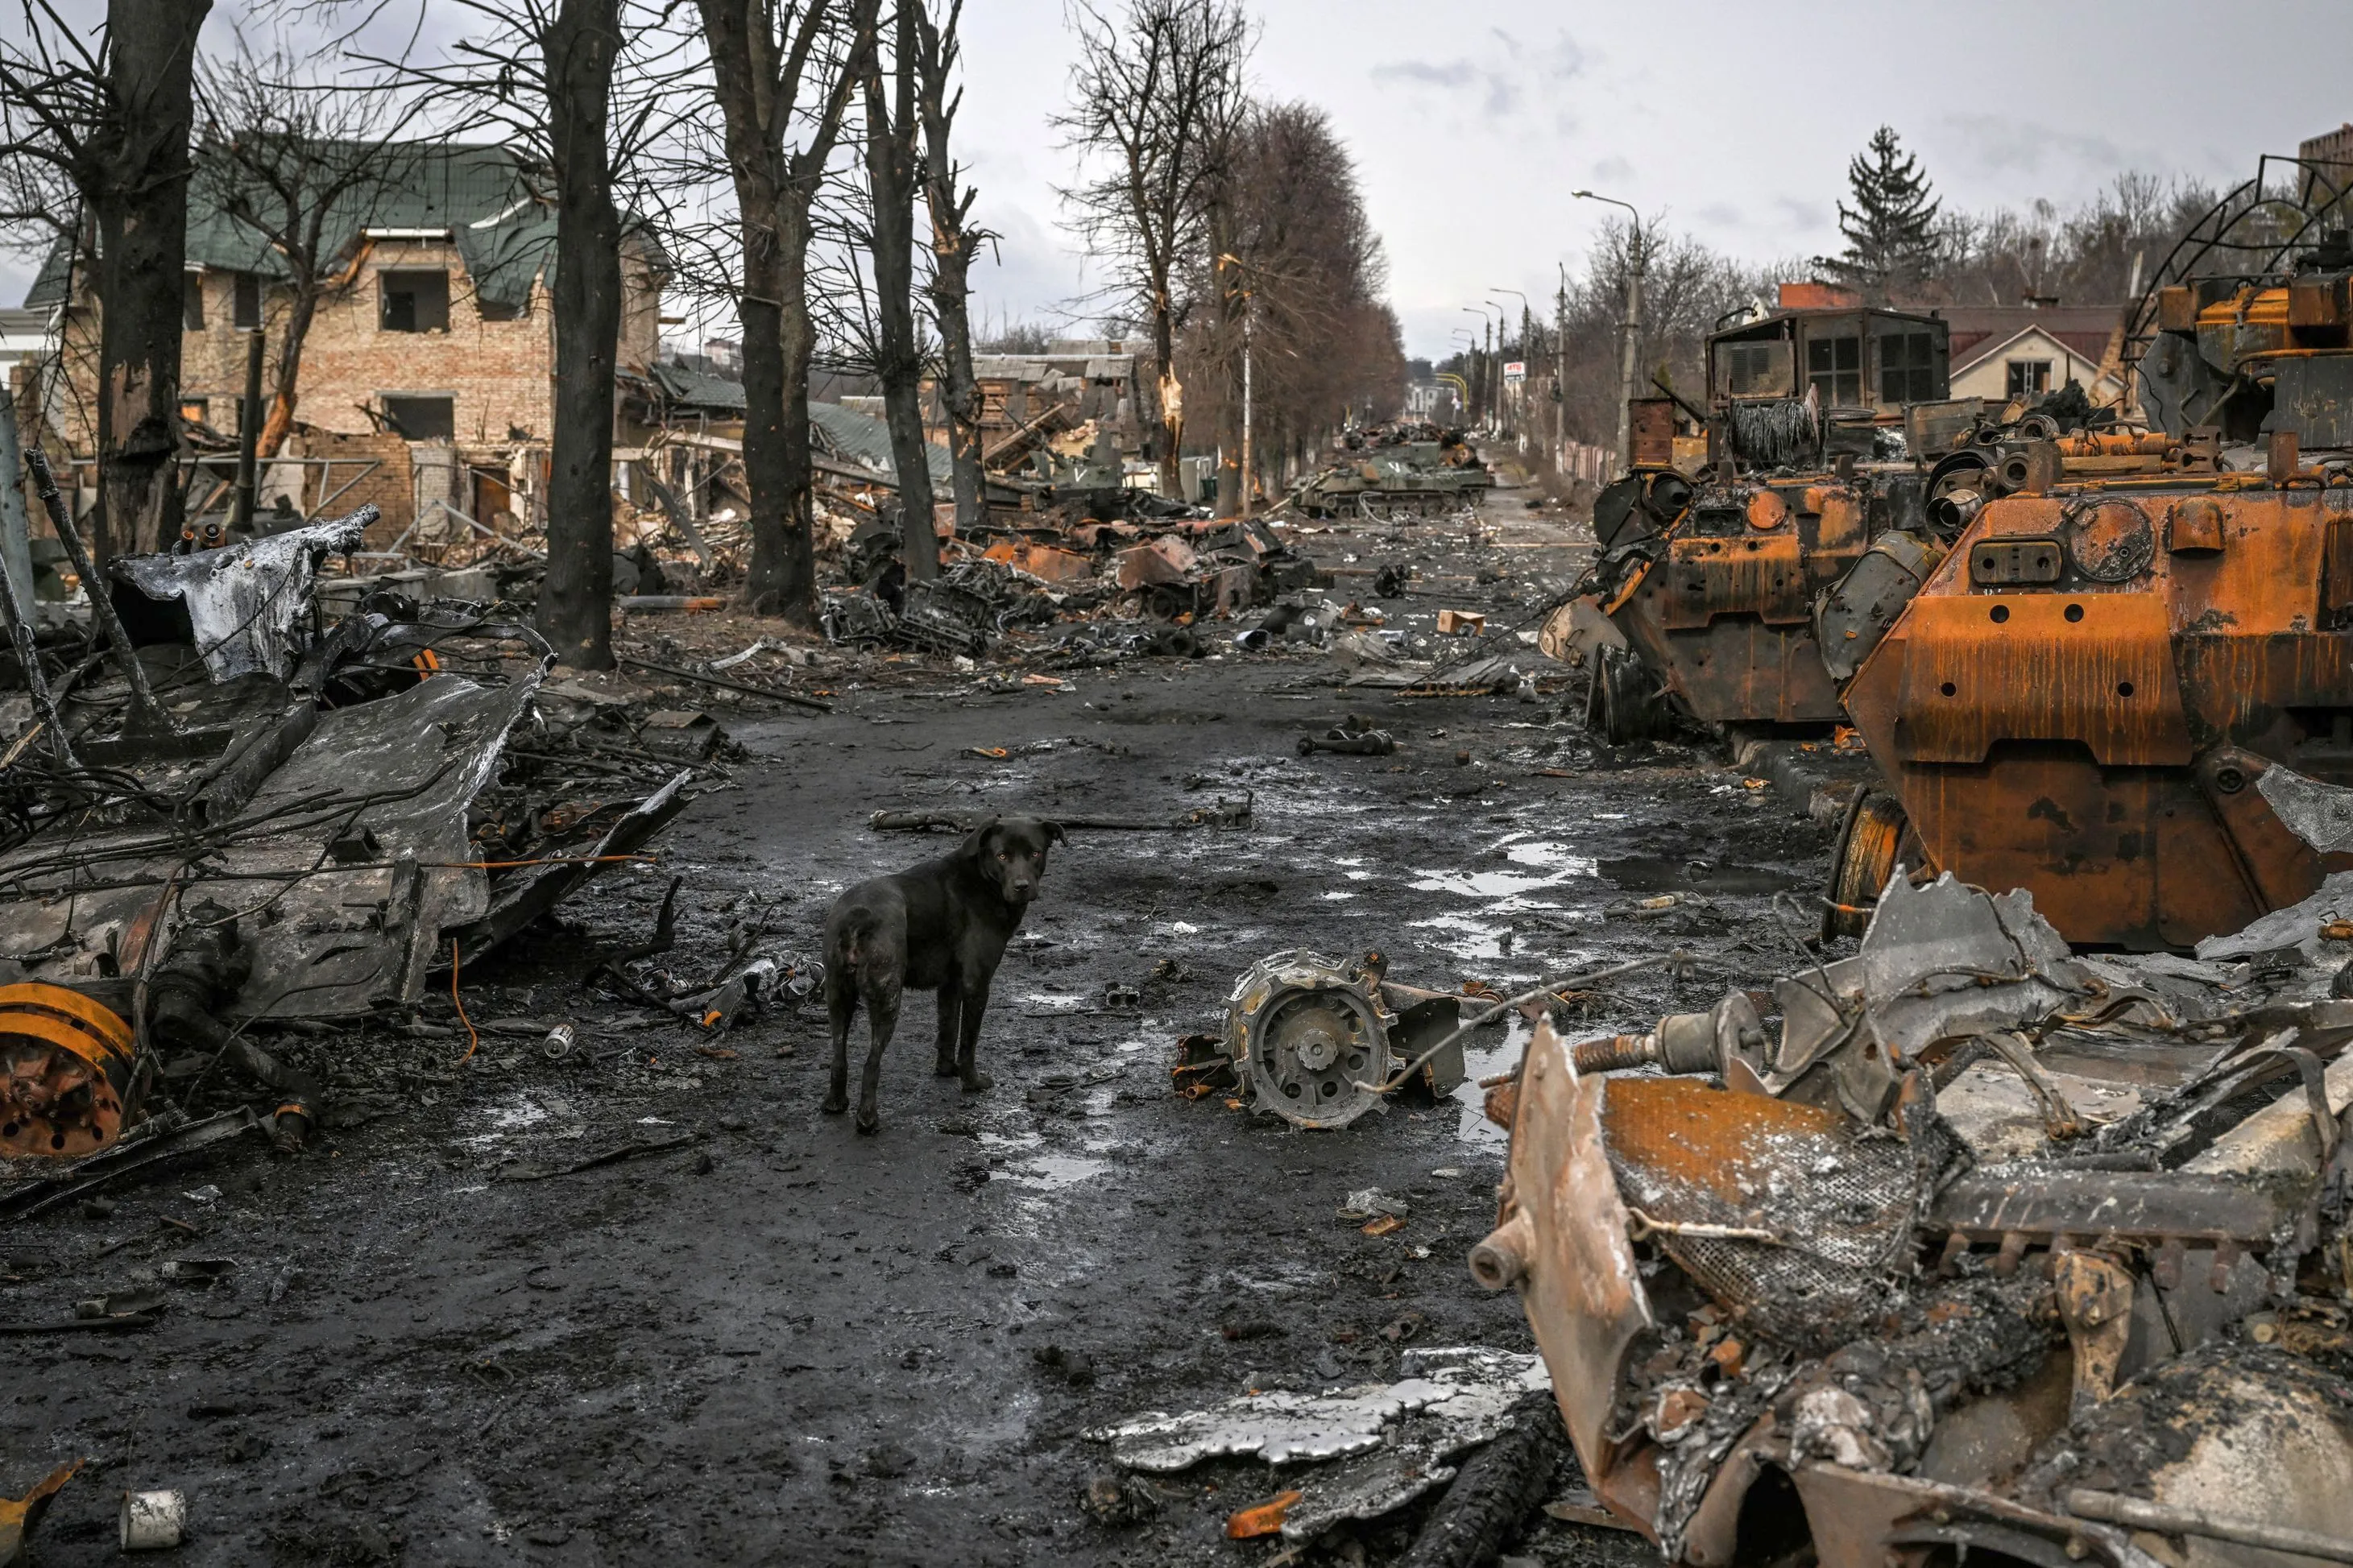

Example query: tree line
[1464,126,2228,457]
[0,0,1406,668]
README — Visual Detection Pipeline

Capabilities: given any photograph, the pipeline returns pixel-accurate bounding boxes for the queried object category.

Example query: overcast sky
[10,1,2349,361]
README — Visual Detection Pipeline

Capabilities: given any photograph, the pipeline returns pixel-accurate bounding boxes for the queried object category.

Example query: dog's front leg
[955,974,995,1094]
[934,981,963,1078]
[856,986,901,1134]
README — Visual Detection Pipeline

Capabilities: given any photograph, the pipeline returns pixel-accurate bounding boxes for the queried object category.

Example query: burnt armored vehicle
[1575,304,1950,742]
[1832,156,2353,948]
[1290,428,1492,519]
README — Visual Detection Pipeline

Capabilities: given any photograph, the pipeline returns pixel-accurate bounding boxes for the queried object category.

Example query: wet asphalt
[2,498,1833,1566]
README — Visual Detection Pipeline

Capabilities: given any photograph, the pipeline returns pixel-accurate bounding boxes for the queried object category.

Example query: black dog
[822,816,1064,1133]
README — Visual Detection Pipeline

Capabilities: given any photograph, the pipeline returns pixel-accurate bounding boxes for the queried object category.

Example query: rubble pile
[1480,865,2353,1566]
[0,505,709,1177]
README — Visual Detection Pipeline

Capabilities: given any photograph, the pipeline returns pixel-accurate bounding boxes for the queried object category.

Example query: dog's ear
[1043,820,1067,847]
[959,817,1001,857]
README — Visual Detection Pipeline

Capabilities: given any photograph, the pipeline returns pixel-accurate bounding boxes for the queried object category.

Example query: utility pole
[233,327,264,531]
[1555,263,1569,473]
[1240,286,1253,519]
[1576,189,1644,477]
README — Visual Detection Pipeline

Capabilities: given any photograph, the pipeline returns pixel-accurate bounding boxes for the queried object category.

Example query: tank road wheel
[1585,644,1672,745]
[1822,786,1923,941]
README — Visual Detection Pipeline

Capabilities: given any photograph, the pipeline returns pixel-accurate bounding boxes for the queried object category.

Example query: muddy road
[6,502,1834,1565]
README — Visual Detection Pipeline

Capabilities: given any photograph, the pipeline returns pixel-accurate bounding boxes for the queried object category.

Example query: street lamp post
[1459,308,1493,425]
[1217,253,1254,517]
[1491,288,1529,442]
[1574,189,1644,478]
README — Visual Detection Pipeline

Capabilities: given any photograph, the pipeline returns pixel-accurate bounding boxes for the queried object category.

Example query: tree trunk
[1151,288,1180,494]
[536,0,622,670]
[865,13,937,581]
[765,223,822,625]
[914,4,984,537]
[92,0,209,561]
[257,285,320,460]
[929,246,983,532]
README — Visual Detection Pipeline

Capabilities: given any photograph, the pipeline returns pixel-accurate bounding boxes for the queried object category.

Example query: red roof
[1938,305,2123,373]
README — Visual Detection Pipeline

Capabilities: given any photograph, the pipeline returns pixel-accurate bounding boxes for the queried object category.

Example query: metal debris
[1477,860,2353,1566]
[1092,1348,1547,1539]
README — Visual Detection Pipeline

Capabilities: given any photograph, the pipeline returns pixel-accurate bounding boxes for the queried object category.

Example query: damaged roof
[23,141,659,316]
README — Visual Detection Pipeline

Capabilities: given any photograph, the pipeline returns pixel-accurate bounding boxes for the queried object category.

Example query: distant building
[1939,305,2125,406]
[30,142,665,539]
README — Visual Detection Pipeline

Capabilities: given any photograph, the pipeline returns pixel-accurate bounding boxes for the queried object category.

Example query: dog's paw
[934,1057,960,1078]
[960,1070,995,1094]
[821,1093,849,1115]
[855,1107,881,1136]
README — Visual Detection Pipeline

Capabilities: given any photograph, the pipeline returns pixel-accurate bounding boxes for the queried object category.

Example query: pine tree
[1816,126,1942,299]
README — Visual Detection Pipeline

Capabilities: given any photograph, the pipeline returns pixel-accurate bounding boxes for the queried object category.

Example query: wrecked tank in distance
[1291,424,1492,519]
[1834,155,2353,949]
[1569,302,1948,743]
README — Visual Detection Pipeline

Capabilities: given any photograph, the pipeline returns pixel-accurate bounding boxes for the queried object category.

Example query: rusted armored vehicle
[1830,157,2353,949]
[1576,303,1949,742]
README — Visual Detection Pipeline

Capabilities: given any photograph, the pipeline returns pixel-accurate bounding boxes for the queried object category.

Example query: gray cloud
[1369,29,1585,126]
[1933,114,2149,182]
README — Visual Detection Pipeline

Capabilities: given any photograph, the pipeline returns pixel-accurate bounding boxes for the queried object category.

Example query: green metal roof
[26,141,558,312]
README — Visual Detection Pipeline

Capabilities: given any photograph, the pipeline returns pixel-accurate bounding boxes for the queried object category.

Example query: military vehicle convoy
[1829,156,2353,948]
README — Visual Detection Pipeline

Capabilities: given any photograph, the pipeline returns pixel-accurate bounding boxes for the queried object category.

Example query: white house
[1941,306,2124,408]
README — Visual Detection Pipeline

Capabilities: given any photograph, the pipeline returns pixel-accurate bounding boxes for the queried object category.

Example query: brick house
[30,142,665,544]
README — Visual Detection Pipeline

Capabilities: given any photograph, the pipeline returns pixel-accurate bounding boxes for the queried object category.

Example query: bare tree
[1054,0,1248,493]
[862,2,935,580]
[194,38,425,459]
[912,0,985,538]
[375,0,679,671]
[0,0,212,560]
[1180,101,1403,505]
[696,0,877,624]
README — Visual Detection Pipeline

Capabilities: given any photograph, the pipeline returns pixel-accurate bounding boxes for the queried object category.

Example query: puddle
[1021,992,1092,1012]
[1411,838,1597,904]
[456,1093,564,1150]
[1003,1154,1110,1189]
[1451,1015,1531,1145]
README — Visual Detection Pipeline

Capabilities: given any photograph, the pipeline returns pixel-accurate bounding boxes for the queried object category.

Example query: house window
[183,273,205,331]
[379,270,450,333]
[1806,333,1862,406]
[233,272,261,331]
[2006,359,2053,399]
[1879,332,1941,405]
[381,395,455,441]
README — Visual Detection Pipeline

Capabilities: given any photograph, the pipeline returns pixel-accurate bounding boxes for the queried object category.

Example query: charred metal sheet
[1474,1018,1656,1537]
[1090,1347,1545,1538]
[2256,761,2353,854]
[113,511,373,680]
[0,672,539,1016]
[447,770,689,954]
